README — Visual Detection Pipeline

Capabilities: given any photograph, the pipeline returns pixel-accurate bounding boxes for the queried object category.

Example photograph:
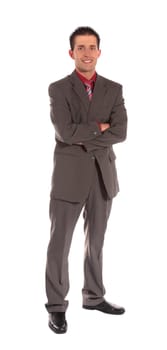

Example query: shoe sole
[83,305,125,315]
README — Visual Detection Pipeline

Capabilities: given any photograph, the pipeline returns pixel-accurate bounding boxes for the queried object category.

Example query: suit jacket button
[91,156,95,160]
[93,131,97,135]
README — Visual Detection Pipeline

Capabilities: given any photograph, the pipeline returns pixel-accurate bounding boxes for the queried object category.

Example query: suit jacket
[49,70,127,202]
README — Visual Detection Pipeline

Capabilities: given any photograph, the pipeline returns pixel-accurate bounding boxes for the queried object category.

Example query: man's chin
[79,67,94,73]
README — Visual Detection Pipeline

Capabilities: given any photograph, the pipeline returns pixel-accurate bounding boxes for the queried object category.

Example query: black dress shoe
[83,300,125,315]
[48,312,67,334]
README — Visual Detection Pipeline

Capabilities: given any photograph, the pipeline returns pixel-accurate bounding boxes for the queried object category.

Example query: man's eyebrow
[77,44,97,47]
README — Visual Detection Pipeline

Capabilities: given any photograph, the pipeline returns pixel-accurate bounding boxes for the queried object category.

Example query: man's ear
[98,49,101,58]
[69,50,74,59]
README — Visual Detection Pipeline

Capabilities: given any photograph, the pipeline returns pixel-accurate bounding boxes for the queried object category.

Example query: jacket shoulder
[98,75,122,89]
[48,76,70,96]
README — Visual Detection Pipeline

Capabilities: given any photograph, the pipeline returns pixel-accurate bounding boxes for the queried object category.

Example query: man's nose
[83,48,92,55]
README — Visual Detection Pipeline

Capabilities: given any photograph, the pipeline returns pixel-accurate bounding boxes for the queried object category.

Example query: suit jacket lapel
[89,75,107,114]
[69,71,108,119]
[69,71,90,112]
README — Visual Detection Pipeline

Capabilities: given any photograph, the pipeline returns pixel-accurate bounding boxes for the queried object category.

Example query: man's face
[69,35,101,77]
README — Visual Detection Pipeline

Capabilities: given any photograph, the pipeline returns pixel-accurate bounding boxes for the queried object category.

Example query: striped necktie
[84,82,93,100]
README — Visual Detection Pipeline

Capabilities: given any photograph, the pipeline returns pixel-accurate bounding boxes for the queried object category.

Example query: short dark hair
[69,26,100,50]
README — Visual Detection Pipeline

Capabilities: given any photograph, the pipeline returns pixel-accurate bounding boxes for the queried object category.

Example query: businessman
[45,26,128,334]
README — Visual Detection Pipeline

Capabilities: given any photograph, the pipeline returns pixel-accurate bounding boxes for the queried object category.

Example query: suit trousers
[45,160,112,313]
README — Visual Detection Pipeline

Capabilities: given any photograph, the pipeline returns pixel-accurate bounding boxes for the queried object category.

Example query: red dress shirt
[76,70,97,92]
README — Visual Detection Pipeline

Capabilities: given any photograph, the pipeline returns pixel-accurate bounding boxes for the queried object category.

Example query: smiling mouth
[82,59,92,63]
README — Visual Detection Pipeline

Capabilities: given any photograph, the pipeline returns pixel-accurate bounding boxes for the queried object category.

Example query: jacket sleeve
[83,85,128,152]
[49,83,101,145]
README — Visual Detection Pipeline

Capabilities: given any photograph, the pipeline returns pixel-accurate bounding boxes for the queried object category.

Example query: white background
[0,0,167,348]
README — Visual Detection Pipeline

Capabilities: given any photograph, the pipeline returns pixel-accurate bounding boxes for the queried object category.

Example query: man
[45,26,128,334]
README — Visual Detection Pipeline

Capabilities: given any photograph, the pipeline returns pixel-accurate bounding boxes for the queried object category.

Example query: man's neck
[76,69,96,81]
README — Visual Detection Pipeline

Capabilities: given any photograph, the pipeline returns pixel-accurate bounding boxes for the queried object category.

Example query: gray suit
[45,71,127,312]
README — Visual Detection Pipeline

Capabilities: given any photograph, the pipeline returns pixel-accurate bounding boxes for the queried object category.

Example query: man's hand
[99,123,110,132]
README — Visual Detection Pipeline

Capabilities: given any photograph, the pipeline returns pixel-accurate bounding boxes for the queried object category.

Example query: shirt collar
[75,70,97,85]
